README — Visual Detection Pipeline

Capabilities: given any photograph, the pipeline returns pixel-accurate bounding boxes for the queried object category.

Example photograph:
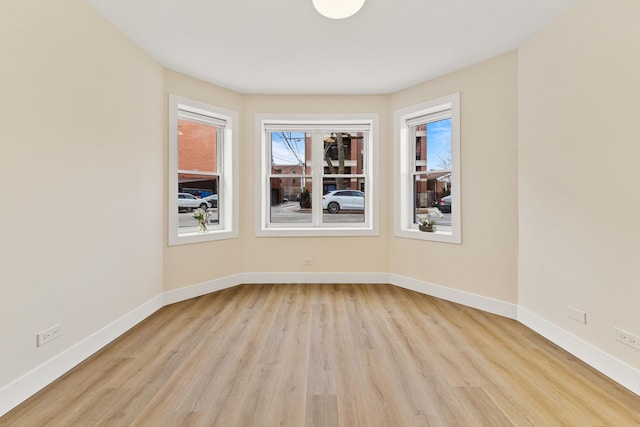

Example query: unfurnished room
[1,0,639,425]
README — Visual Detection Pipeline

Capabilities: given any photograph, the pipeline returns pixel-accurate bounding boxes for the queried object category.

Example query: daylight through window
[395,94,460,243]
[257,116,378,236]
[169,95,238,245]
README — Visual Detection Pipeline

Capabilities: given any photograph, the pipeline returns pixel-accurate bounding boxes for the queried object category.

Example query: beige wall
[389,52,519,303]
[164,59,518,294]
[0,0,164,387]
[162,74,392,290]
[518,0,640,369]
[240,95,391,275]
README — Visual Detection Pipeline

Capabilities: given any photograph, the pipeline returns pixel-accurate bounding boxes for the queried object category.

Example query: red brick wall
[178,119,217,172]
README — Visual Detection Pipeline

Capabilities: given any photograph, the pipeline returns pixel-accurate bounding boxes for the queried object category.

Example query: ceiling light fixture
[312,0,366,19]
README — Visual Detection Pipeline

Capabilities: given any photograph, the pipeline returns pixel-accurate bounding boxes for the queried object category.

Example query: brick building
[178,118,218,197]
[271,132,365,204]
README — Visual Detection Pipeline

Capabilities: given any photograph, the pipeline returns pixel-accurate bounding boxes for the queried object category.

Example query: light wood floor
[2,284,639,426]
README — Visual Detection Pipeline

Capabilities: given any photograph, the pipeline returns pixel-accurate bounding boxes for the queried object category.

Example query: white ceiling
[84,0,577,95]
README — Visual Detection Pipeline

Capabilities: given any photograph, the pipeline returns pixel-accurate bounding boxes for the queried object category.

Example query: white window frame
[168,94,238,245]
[394,93,461,244]
[255,113,379,237]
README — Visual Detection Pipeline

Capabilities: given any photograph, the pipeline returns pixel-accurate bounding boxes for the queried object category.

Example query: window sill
[395,227,460,244]
[169,228,237,246]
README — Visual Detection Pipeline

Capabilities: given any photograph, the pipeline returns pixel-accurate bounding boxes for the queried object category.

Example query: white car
[322,190,365,213]
[178,193,210,211]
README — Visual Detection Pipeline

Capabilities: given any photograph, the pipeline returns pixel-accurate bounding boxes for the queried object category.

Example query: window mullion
[312,132,323,226]
[265,130,272,228]
[216,126,224,229]
[409,126,418,228]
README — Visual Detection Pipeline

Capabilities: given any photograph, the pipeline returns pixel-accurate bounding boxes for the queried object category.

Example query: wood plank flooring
[2,284,639,426]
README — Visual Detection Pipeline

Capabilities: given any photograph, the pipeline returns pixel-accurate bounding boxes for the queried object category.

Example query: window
[256,114,378,236]
[394,93,460,243]
[169,94,238,245]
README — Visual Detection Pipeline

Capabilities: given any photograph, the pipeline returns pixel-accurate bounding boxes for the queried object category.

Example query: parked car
[435,195,452,213]
[202,194,218,208]
[178,192,210,211]
[322,190,365,213]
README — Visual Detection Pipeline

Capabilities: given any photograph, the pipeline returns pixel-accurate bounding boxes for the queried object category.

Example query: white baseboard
[518,307,640,397]
[163,274,240,306]
[163,272,390,306]
[0,294,164,417]
[389,273,518,319]
[240,272,390,285]
[163,272,516,321]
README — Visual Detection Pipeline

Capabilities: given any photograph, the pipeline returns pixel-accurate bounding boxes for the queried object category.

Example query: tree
[436,146,452,171]
[324,132,348,189]
[299,188,311,209]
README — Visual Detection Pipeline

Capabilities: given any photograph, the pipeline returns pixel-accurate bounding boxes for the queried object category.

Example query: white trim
[163,275,241,306]
[394,93,461,244]
[241,272,389,286]
[264,122,371,132]
[0,295,163,417]
[164,272,390,306]
[163,272,515,318]
[518,307,640,397]
[390,273,518,319]
[255,113,379,237]
[168,94,239,245]
[4,278,638,417]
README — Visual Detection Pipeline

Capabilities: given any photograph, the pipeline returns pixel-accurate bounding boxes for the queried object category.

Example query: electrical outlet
[614,327,640,351]
[37,323,62,347]
[303,258,313,265]
[566,306,587,324]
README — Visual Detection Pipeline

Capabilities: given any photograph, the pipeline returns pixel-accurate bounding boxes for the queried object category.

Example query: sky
[426,118,452,171]
[269,121,452,170]
[271,132,306,166]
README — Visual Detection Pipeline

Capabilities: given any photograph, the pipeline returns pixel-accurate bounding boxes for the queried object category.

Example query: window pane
[322,178,365,223]
[269,177,312,224]
[413,173,451,228]
[178,118,219,173]
[323,131,366,175]
[270,132,311,175]
[414,119,451,172]
[177,174,219,227]
[178,174,219,202]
